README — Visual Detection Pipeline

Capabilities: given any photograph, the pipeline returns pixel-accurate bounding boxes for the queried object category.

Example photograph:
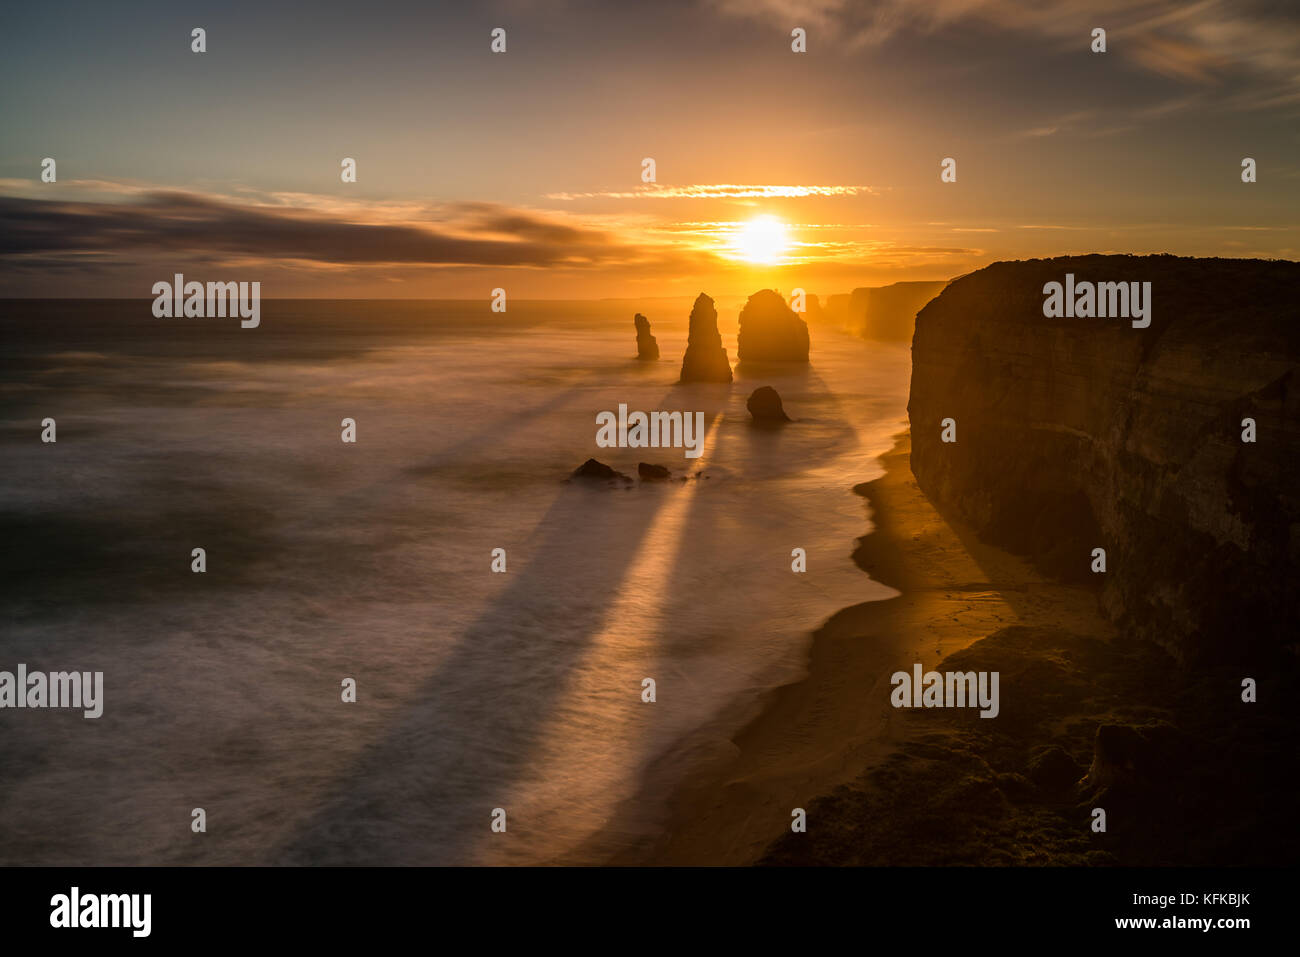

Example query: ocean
[0,298,911,864]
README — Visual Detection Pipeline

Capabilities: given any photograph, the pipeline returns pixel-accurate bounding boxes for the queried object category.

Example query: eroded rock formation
[634,313,659,360]
[736,289,809,362]
[679,293,733,383]
[800,294,824,322]
[571,458,631,483]
[849,280,948,341]
[746,385,790,423]
[908,255,1300,663]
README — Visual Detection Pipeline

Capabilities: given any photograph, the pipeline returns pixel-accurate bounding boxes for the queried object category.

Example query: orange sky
[2,0,1296,298]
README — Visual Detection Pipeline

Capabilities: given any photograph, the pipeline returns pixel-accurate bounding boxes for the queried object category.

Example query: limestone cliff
[908,255,1300,663]
[850,280,949,341]
[823,281,948,340]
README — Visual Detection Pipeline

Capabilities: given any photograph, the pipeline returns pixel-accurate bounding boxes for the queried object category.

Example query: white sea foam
[0,300,912,864]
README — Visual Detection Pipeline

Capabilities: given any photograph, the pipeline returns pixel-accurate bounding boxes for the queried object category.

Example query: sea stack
[678,293,733,383]
[634,313,659,360]
[746,386,791,423]
[737,289,810,362]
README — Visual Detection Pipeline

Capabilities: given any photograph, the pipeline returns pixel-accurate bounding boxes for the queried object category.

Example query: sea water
[0,298,911,864]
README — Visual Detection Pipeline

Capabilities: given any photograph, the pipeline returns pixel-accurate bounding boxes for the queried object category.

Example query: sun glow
[732,215,789,265]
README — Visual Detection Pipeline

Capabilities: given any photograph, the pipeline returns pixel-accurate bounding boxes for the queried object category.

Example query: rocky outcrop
[825,293,851,323]
[678,293,733,383]
[736,289,809,362]
[1084,723,1182,792]
[571,459,631,482]
[638,462,671,481]
[746,386,790,423]
[845,280,948,341]
[908,255,1300,663]
[820,282,946,340]
[756,439,1298,867]
[634,313,659,360]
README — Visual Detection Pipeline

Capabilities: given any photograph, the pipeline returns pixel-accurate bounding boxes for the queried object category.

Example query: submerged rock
[634,313,659,360]
[737,289,810,362]
[678,293,733,383]
[638,462,671,480]
[571,458,630,482]
[746,385,791,423]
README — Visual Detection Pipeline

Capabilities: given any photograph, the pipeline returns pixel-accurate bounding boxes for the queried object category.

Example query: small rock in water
[571,458,631,482]
[747,385,791,423]
[638,462,671,481]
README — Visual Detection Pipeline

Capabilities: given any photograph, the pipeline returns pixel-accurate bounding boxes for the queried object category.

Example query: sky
[1,0,1297,298]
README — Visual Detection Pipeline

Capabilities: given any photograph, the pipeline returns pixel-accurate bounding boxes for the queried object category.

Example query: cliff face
[908,255,1300,663]
[848,280,949,341]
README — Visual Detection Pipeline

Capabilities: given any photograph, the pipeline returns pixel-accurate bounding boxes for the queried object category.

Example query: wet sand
[599,429,1117,865]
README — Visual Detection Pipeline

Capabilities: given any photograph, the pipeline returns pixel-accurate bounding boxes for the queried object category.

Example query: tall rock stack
[634,313,659,360]
[678,293,733,383]
[737,289,810,362]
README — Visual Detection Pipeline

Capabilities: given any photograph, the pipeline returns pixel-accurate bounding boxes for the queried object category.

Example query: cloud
[707,0,987,46]
[546,184,877,200]
[0,189,662,269]
[1010,108,1137,139]
[706,0,1300,106]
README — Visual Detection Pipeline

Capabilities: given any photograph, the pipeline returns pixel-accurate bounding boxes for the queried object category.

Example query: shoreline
[586,428,1110,864]
[590,427,1126,866]
[599,425,1296,866]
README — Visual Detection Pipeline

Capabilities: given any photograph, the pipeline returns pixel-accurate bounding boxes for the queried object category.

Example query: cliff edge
[847,280,949,341]
[908,254,1300,664]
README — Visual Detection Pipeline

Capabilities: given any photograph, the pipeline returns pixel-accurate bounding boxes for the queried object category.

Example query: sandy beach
[604,429,1127,866]
[606,418,1300,866]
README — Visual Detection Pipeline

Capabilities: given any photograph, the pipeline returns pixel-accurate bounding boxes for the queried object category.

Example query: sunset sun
[733,215,789,265]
